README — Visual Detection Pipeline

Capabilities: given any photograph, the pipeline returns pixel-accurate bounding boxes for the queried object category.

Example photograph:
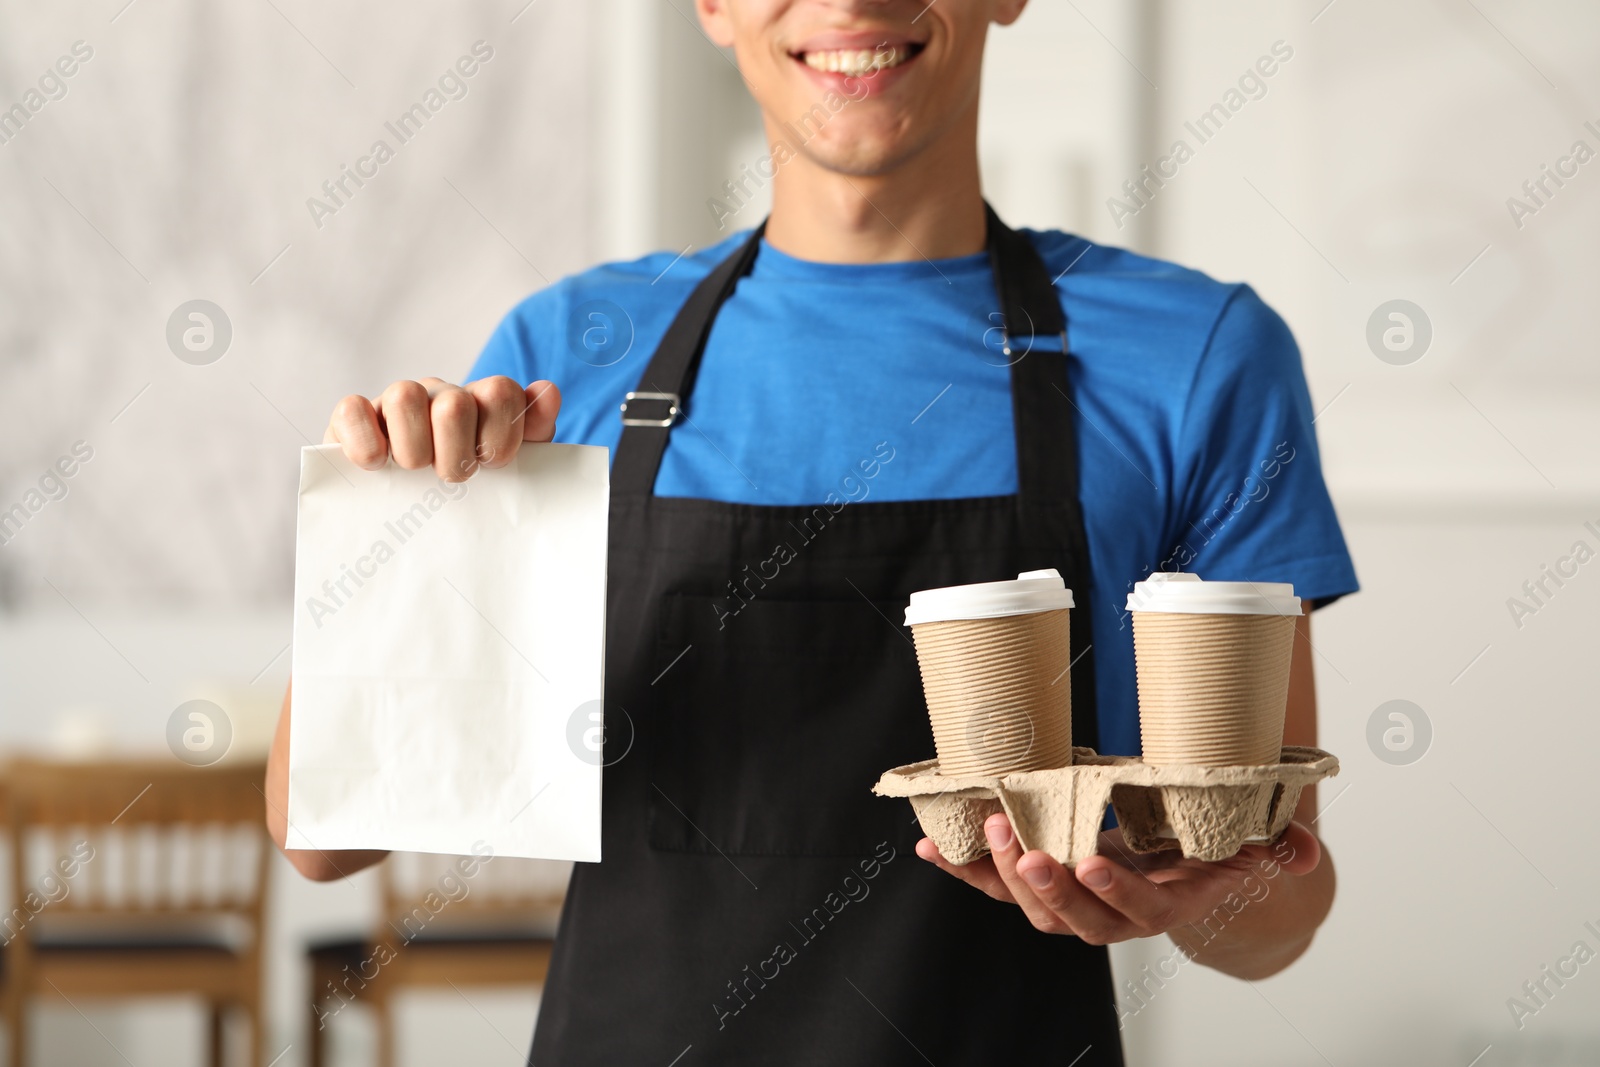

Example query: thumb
[1265,821,1322,876]
[522,380,562,442]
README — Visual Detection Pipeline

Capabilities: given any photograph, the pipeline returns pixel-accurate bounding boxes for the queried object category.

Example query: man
[265,1,1356,1063]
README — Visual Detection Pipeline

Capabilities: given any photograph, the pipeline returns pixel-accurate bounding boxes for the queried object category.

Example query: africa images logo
[167,700,232,767]
[166,300,232,365]
[565,699,634,767]
[0,40,94,148]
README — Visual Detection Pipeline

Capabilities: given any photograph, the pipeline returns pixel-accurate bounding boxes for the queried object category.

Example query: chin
[794,121,923,177]
[802,143,896,177]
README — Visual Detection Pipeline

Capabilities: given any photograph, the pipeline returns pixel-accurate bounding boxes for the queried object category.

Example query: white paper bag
[286,442,608,861]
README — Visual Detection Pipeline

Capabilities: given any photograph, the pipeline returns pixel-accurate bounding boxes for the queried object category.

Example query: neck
[760,108,987,264]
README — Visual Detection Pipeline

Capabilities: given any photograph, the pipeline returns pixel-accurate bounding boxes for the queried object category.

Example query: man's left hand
[917,814,1326,971]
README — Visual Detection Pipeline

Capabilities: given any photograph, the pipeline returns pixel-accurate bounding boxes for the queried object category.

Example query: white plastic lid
[1125,572,1300,616]
[903,569,1074,626]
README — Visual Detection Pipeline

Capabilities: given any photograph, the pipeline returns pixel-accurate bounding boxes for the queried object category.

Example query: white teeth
[802,45,911,76]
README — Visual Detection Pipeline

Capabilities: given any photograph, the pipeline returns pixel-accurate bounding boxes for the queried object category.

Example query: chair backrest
[378,850,568,944]
[3,759,270,940]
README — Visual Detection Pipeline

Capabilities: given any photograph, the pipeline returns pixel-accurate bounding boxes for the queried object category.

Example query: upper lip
[788,30,925,55]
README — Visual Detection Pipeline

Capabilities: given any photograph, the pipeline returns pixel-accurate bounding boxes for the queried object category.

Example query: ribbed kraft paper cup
[911,609,1075,777]
[1132,611,1296,767]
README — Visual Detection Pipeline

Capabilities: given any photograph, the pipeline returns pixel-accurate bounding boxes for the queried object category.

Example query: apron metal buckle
[620,391,681,427]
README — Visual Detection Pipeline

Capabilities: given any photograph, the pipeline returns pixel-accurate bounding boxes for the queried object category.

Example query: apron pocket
[647,593,932,857]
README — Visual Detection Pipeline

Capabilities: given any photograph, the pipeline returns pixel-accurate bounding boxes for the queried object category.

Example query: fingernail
[985,819,1013,851]
[1021,864,1052,890]
[1079,865,1113,890]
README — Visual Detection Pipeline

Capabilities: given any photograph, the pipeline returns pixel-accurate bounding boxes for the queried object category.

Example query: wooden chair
[2,759,270,1067]
[307,852,565,1067]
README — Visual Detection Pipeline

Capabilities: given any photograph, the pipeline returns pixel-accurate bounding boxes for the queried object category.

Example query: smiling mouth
[793,42,925,77]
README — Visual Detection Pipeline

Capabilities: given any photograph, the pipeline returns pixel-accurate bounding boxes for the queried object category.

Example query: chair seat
[30,942,253,999]
[309,932,555,997]
[36,931,239,952]
[309,928,554,957]
[306,936,367,964]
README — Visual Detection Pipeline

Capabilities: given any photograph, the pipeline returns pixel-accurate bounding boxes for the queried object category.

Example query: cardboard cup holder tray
[873,746,1338,867]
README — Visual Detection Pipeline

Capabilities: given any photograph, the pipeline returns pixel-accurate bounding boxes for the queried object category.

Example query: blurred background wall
[2,0,1597,1064]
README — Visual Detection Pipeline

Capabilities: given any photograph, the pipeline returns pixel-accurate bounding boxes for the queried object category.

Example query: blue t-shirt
[466,229,1359,758]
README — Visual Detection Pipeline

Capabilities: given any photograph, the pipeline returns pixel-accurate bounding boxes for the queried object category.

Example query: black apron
[530,206,1123,1066]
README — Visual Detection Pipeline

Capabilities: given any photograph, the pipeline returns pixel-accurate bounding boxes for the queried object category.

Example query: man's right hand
[324,375,562,481]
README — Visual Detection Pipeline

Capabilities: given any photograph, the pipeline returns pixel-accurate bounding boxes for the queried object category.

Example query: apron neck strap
[985,203,1082,518]
[611,221,765,496]
[612,204,1078,507]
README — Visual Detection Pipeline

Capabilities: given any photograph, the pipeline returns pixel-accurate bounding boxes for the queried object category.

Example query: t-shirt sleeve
[464,298,541,386]
[1168,285,1358,608]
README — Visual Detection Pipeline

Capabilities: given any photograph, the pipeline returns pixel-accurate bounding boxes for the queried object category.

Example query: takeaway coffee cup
[1127,573,1300,767]
[904,569,1076,777]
